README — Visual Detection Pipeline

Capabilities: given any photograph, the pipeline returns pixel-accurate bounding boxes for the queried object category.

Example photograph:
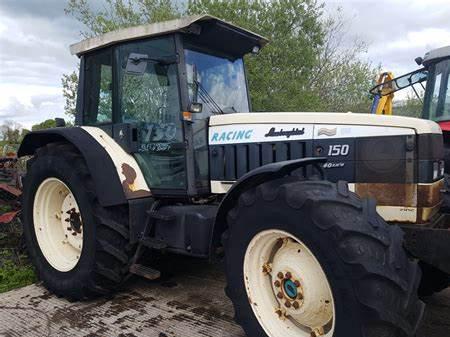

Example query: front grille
[209,141,312,181]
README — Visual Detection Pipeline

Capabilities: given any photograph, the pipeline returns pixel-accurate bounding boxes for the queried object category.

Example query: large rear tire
[224,177,424,337]
[22,143,134,300]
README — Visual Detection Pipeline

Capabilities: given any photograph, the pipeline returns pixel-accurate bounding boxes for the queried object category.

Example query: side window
[118,37,180,126]
[83,49,113,124]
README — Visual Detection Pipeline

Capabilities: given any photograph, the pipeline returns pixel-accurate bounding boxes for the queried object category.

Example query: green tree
[62,71,79,117]
[62,0,378,116]
[188,0,326,111]
[394,91,424,118]
[65,0,180,36]
[31,119,57,131]
[0,121,22,144]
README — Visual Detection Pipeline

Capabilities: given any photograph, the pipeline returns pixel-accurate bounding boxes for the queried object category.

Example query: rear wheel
[22,143,133,300]
[224,178,424,337]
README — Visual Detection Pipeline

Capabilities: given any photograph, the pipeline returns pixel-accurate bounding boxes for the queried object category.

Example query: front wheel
[224,178,424,337]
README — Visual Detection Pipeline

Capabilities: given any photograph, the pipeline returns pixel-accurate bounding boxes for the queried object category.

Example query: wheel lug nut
[293,301,300,309]
[277,272,284,279]
[284,301,291,308]
[285,272,292,279]
[262,263,272,274]
[274,280,281,287]
[277,292,284,299]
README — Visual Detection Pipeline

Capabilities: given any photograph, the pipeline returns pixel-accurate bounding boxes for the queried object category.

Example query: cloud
[0,1,83,126]
[327,0,450,74]
[0,92,65,128]
[0,0,68,19]
[2,0,450,125]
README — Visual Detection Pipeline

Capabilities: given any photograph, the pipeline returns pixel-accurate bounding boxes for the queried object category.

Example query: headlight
[433,161,439,180]
[440,160,445,177]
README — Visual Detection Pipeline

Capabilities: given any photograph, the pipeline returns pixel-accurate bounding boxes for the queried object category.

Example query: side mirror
[125,53,148,75]
[189,102,203,113]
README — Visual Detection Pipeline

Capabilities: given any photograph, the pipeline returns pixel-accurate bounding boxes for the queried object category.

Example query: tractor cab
[70,15,267,196]
[370,46,450,131]
[420,46,450,130]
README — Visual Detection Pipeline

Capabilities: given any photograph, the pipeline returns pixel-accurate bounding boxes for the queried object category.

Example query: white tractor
[19,15,448,337]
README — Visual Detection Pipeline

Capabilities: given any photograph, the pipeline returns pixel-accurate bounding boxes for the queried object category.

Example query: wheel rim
[243,230,335,337]
[33,178,83,272]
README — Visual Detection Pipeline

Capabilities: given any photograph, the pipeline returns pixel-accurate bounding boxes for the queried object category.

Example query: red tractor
[371,46,450,170]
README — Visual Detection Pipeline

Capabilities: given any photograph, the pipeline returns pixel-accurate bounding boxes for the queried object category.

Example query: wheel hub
[271,238,333,328]
[65,208,83,235]
[244,230,335,337]
[283,279,298,299]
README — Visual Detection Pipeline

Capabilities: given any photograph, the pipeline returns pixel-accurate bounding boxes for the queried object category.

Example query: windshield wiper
[194,80,224,114]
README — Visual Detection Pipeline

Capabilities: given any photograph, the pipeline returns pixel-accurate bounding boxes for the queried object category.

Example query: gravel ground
[0,257,448,337]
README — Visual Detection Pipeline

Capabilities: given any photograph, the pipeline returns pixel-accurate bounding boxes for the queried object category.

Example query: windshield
[424,59,450,121]
[184,48,250,117]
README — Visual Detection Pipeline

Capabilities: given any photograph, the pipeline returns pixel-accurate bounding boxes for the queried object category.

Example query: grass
[0,259,36,293]
[0,218,37,293]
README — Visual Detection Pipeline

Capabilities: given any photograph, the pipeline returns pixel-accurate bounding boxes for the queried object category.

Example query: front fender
[212,157,327,250]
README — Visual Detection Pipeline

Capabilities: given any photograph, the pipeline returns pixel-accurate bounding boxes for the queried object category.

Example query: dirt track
[0,256,448,337]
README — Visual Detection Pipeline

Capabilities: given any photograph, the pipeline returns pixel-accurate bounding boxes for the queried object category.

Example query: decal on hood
[317,127,337,137]
[265,127,305,138]
[208,123,414,145]
[209,124,313,145]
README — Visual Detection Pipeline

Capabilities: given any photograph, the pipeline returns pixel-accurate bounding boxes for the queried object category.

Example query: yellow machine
[370,72,395,114]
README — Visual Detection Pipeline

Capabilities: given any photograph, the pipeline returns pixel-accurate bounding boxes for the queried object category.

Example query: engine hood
[209,112,441,135]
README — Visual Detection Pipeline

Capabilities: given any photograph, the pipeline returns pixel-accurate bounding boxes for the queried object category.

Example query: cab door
[116,36,187,192]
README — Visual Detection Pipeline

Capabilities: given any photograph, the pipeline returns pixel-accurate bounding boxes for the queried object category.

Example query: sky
[1,0,450,128]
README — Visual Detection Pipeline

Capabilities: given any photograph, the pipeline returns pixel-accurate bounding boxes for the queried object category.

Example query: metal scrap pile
[0,154,21,224]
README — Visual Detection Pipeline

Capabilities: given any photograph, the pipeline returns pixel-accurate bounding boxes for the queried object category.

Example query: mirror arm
[411,85,423,103]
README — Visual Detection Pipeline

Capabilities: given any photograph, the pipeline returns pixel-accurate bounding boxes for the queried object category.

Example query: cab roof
[423,45,450,65]
[70,14,269,57]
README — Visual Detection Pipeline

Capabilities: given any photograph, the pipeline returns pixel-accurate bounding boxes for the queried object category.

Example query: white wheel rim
[33,178,83,272]
[244,230,335,337]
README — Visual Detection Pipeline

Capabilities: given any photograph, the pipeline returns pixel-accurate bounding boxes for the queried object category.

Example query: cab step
[139,237,167,250]
[129,263,161,280]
